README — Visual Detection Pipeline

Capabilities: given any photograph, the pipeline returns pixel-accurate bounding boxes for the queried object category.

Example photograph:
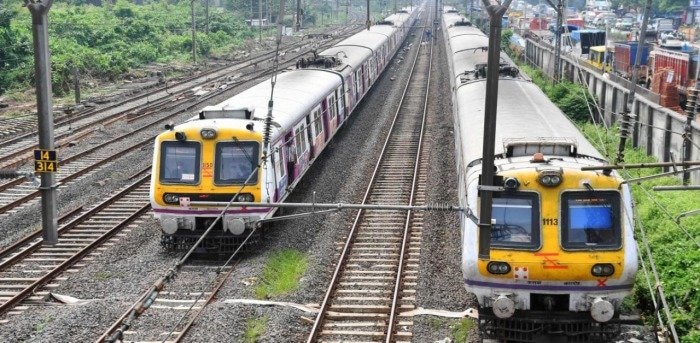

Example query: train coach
[149,7,420,253]
[442,9,638,342]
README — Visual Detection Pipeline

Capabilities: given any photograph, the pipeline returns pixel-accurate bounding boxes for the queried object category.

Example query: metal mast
[545,0,564,83]
[616,0,651,163]
[25,0,58,245]
[477,0,512,260]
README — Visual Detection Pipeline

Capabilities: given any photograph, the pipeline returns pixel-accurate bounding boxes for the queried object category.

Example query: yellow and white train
[149,8,420,253]
[442,9,638,341]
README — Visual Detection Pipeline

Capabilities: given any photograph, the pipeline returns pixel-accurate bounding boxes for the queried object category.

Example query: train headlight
[163,193,180,204]
[487,261,511,274]
[537,169,563,187]
[503,177,520,190]
[175,131,187,142]
[235,193,254,202]
[200,128,217,140]
[591,263,615,277]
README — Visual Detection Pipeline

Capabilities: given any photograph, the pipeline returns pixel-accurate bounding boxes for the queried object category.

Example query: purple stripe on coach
[464,279,633,292]
[152,208,271,215]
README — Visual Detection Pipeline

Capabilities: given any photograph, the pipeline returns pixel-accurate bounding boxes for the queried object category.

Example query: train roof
[319,45,373,71]
[319,26,395,70]
[448,34,489,80]
[443,12,471,28]
[334,28,394,52]
[455,79,605,165]
[194,69,342,141]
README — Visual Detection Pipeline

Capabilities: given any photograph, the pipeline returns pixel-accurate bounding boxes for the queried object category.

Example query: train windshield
[215,141,259,184]
[159,141,201,184]
[561,191,621,249]
[491,192,540,249]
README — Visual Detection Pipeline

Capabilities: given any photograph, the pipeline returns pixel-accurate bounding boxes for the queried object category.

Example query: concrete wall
[524,38,700,184]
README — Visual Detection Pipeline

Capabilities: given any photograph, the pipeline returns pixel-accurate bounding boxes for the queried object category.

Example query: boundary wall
[525,38,700,184]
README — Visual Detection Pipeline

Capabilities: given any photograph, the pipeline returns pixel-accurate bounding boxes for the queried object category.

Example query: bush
[0,0,256,96]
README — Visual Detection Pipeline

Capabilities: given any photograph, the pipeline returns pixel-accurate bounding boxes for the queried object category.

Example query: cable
[620,186,681,342]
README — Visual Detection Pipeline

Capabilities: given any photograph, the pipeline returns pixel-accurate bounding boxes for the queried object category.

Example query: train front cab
[464,161,637,342]
[151,120,267,252]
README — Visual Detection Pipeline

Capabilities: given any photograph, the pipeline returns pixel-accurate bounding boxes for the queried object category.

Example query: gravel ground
[410,27,481,343]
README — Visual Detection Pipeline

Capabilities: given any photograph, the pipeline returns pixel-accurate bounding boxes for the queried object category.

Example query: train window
[294,124,307,157]
[337,87,345,116]
[490,192,540,249]
[312,107,323,138]
[214,141,259,185]
[273,147,284,181]
[160,141,200,184]
[561,191,621,250]
[329,95,338,121]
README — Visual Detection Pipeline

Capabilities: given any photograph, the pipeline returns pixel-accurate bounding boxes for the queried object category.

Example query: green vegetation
[34,315,54,332]
[519,66,700,342]
[519,64,596,122]
[244,315,269,343]
[451,318,475,342]
[579,123,700,343]
[0,0,255,96]
[610,0,688,14]
[254,249,308,299]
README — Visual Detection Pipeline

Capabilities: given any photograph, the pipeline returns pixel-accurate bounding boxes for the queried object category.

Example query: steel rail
[0,205,83,260]
[0,169,150,272]
[307,12,428,342]
[386,21,434,343]
[0,174,151,315]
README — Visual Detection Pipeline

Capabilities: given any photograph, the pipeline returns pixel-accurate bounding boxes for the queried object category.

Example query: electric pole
[205,0,210,34]
[616,0,651,164]
[25,0,58,246]
[545,0,564,83]
[259,0,263,43]
[296,0,301,31]
[191,0,197,63]
[367,0,371,30]
[477,0,513,260]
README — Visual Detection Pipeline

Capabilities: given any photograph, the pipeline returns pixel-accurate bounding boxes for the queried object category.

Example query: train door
[362,63,372,95]
[336,87,345,121]
[272,143,286,201]
[285,132,295,186]
[328,93,338,131]
[346,74,355,111]
[321,98,331,142]
[355,70,362,101]
[309,106,324,154]
[293,122,309,177]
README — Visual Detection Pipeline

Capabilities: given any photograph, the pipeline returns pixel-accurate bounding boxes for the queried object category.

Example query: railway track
[96,263,238,343]
[0,24,362,170]
[308,11,433,343]
[0,172,151,320]
[0,28,365,219]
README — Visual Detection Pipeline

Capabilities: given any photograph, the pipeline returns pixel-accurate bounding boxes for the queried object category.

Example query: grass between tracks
[518,65,700,342]
[254,249,308,299]
[244,315,269,343]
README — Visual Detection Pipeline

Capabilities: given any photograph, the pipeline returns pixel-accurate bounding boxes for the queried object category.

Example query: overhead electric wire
[620,188,681,343]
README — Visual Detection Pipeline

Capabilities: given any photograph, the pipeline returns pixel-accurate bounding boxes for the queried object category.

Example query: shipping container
[571,29,606,54]
[613,42,650,77]
[529,17,548,30]
[566,18,585,28]
[651,48,699,87]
